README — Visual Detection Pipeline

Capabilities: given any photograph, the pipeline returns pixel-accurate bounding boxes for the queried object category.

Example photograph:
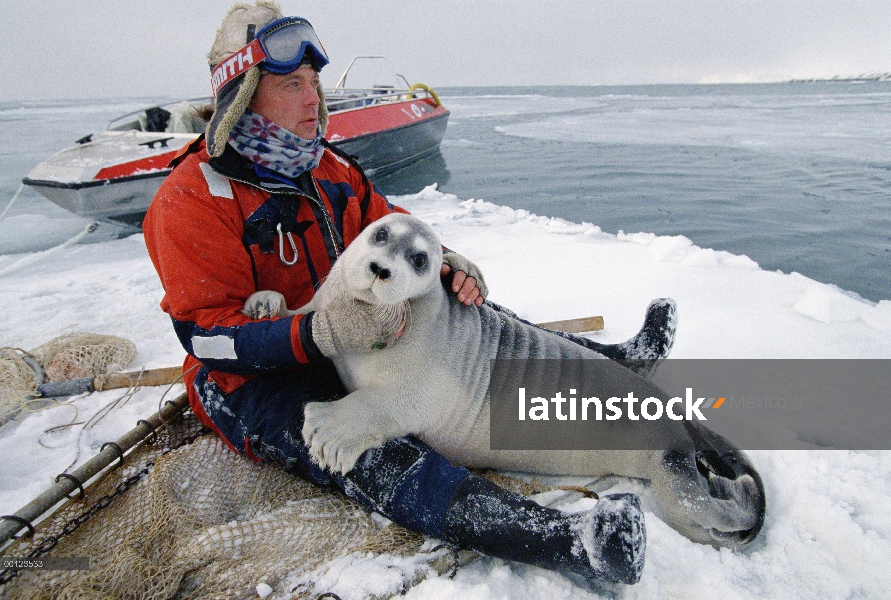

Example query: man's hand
[441,251,487,307]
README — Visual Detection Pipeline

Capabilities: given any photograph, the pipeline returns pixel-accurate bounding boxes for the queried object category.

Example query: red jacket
[143,138,406,431]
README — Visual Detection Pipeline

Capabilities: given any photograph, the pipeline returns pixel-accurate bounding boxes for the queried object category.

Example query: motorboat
[22,57,449,226]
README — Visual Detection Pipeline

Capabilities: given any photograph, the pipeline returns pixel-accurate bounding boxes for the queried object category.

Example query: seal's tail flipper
[689,423,766,547]
[651,437,766,549]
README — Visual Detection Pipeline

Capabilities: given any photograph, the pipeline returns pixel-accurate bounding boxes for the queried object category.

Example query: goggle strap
[210,38,267,97]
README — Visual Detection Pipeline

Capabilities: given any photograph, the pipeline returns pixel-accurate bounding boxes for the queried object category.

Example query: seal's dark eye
[411,252,428,270]
[375,228,388,243]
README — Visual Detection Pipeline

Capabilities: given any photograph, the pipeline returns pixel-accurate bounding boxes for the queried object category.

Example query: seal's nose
[369,262,390,280]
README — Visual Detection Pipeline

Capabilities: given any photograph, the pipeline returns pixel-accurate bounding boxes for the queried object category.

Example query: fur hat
[205,1,329,157]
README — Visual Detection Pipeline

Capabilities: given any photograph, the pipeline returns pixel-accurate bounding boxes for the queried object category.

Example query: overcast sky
[2,0,890,100]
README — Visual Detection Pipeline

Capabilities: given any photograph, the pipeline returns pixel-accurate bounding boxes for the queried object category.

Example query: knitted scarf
[228,109,324,179]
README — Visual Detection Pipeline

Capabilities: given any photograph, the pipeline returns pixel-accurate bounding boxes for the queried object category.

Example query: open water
[2,82,890,302]
[378,82,891,303]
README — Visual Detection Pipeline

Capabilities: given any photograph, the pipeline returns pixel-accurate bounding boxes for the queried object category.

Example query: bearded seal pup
[244,213,765,549]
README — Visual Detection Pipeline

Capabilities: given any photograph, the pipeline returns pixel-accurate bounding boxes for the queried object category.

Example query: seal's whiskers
[372,301,408,337]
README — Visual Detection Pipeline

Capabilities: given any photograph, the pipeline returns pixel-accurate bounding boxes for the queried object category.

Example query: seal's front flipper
[243,290,291,319]
[302,392,406,474]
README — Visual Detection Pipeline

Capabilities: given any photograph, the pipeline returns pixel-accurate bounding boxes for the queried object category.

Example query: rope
[0,220,100,278]
[59,369,144,473]
[0,183,25,224]
[156,363,196,424]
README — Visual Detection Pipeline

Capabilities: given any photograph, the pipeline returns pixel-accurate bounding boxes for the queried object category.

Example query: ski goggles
[211,16,329,97]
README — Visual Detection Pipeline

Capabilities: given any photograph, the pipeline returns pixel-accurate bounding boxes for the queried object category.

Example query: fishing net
[0,349,38,422]
[0,334,137,424]
[31,333,137,383]
[1,333,565,599]
[1,411,420,599]
[0,333,442,599]
[0,401,560,600]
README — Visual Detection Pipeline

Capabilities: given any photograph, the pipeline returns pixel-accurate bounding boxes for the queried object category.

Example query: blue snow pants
[193,362,470,540]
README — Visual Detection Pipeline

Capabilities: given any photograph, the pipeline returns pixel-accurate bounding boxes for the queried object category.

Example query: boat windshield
[108,98,212,134]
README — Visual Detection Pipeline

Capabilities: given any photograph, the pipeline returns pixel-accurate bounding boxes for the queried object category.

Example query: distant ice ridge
[442,94,609,120]
[492,93,891,163]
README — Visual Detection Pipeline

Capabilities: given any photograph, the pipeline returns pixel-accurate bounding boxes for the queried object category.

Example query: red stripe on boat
[93,150,180,180]
[326,99,447,141]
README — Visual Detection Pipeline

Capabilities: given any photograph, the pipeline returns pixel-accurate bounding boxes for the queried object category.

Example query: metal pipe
[0,392,189,549]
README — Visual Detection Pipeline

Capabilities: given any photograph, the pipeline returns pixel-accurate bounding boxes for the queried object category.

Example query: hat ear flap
[206,67,262,157]
[205,1,284,156]
[317,83,328,136]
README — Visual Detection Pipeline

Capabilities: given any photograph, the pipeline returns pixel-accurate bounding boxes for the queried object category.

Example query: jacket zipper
[225,173,341,259]
[311,178,341,257]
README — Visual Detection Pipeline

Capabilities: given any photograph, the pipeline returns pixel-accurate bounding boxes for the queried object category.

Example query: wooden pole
[35,316,603,398]
[537,315,604,333]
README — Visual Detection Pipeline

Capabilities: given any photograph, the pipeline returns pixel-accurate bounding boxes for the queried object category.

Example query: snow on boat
[22,58,449,226]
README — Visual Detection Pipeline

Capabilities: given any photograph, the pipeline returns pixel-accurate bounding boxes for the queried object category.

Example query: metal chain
[0,427,206,586]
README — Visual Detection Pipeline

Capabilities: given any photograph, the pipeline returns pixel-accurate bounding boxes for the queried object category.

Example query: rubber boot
[443,475,646,584]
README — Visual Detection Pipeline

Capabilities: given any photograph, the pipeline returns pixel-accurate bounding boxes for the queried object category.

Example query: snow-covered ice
[1,186,890,599]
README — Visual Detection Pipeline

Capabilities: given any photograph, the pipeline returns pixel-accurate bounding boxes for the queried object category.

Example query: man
[144,1,668,585]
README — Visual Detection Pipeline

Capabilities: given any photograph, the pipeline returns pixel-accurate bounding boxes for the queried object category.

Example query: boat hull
[334,111,448,173]
[326,98,450,173]
[22,172,168,226]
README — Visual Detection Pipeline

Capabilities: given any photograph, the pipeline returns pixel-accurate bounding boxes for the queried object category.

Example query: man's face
[249,65,321,139]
